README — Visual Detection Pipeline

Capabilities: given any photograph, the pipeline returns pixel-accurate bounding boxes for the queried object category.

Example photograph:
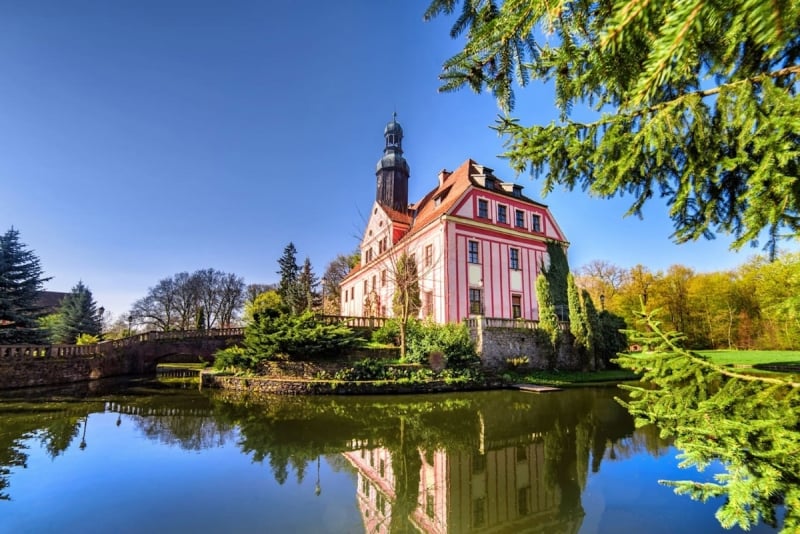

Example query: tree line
[0,228,103,345]
[0,229,333,344]
[130,269,245,332]
[576,251,800,350]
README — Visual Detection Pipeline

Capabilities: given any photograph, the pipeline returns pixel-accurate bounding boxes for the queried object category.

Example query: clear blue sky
[1,1,793,319]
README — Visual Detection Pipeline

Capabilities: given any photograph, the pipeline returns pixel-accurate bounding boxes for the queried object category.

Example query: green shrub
[371,318,402,345]
[406,321,479,369]
[349,358,388,380]
[213,346,254,372]
[245,311,360,361]
[75,333,100,345]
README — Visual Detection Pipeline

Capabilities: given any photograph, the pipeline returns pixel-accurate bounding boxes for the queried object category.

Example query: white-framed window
[515,209,525,228]
[477,199,489,218]
[468,241,480,263]
[497,204,507,224]
[510,248,520,270]
[512,294,522,318]
[469,288,482,315]
[531,214,541,232]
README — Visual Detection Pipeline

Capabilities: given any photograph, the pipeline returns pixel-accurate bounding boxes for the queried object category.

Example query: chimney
[438,169,451,187]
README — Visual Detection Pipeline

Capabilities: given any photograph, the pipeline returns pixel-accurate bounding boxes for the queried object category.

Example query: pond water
[0,378,782,533]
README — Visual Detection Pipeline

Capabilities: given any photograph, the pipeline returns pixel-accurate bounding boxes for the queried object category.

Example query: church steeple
[375,113,410,212]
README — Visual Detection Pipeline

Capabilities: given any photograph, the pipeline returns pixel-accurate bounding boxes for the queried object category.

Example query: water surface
[0,379,782,533]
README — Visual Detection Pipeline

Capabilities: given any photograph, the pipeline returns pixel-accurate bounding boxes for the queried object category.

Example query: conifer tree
[195,306,206,331]
[0,227,51,344]
[53,281,103,344]
[277,242,302,314]
[535,273,560,361]
[596,310,628,365]
[581,289,601,369]
[543,241,569,320]
[567,273,590,367]
[425,0,800,256]
[616,311,800,533]
[298,257,318,313]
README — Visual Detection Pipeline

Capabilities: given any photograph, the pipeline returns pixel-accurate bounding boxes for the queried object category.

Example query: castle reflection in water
[344,435,584,534]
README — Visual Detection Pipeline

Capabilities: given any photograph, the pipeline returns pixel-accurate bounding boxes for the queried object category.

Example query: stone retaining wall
[0,353,136,390]
[470,319,585,371]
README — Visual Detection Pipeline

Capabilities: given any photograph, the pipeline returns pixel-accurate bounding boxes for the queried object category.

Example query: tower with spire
[375,113,410,213]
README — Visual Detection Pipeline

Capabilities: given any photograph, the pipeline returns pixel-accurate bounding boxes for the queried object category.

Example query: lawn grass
[511,369,639,387]
[698,350,800,366]
[156,362,208,370]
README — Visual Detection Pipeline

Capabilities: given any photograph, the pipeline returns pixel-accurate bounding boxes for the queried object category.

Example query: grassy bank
[699,349,800,366]
[506,369,639,387]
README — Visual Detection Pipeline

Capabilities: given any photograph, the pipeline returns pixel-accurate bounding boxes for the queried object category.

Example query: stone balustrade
[316,315,387,329]
[465,316,540,330]
[0,328,246,360]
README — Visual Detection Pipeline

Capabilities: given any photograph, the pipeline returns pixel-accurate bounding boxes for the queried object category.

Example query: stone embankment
[201,373,503,395]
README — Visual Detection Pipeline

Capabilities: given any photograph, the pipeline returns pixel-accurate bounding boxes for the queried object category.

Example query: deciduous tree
[131,269,244,331]
[321,252,359,314]
[392,252,421,359]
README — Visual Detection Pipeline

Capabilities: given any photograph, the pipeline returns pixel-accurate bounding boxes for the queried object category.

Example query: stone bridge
[0,316,389,390]
[0,328,244,389]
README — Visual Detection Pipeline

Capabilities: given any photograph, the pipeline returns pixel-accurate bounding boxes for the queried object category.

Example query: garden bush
[245,311,360,361]
[371,318,402,345]
[405,321,479,369]
[213,346,255,372]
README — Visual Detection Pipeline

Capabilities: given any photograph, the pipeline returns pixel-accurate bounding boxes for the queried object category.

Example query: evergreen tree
[0,227,51,344]
[597,310,629,365]
[543,241,569,320]
[195,306,206,331]
[277,242,302,314]
[567,273,590,368]
[535,273,560,361]
[581,289,601,369]
[53,281,103,344]
[298,257,318,313]
[616,312,800,533]
[393,252,421,359]
[425,0,800,257]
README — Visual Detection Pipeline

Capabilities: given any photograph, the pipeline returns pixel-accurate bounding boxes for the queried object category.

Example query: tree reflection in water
[617,313,799,533]
[206,388,669,533]
[0,380,672,533]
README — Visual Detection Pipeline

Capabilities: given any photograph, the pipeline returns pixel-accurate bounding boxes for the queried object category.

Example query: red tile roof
[380,205,413,226]
[400,159,548,242]
[407,159,476,234]
[340,159,557,284]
